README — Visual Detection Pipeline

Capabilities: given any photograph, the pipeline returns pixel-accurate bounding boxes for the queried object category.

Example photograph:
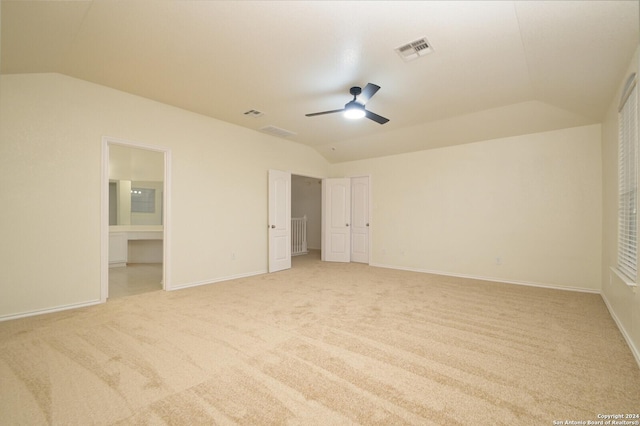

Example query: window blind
[618,80,638,282]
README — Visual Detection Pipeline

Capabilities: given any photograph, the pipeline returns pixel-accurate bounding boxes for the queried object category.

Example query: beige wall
[331,124,602,291]
[601,46,640,362]
[0,71,613,330]
[0,73,328,318]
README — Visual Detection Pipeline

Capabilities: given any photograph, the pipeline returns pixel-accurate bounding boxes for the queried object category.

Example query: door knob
[366,223,369,227]
[346,223,349,227]
[271,225,275,228]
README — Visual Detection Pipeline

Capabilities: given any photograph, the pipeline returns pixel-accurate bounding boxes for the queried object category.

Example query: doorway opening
[100,137,172,301]
[291,174,322,265]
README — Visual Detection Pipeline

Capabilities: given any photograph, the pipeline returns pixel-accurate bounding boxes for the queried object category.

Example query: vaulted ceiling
[2,1,638,163]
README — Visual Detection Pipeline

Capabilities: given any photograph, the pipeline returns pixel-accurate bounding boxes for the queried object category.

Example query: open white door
[351,176,370,264]
[322,178,351,262]
[268,169,291,272]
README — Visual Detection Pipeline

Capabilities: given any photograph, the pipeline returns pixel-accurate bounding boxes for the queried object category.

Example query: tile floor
[109,263,163,299]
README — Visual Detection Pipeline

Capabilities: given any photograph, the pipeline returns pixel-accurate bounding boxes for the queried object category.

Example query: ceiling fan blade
[359,83,381,104]
[305,108,345,117]
[365,110,389,124]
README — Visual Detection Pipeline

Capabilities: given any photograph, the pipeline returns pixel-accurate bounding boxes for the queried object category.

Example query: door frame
[268,170,324,271]
[350,174,372,265]
[100,136,172,301]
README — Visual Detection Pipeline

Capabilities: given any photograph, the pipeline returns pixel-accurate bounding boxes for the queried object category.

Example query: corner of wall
[600,44,640,369]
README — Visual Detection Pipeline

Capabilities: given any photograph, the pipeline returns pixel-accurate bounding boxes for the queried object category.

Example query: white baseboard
[0,270,268,321]
[168,269,268,291]
[369,262,600,294]
[600,292,640,370]
[0,299,103,322]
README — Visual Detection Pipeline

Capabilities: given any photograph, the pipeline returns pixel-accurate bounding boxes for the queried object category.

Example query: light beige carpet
[1,252,639,425]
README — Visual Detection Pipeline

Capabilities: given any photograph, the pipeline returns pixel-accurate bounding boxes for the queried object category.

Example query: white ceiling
[2,1,638,163]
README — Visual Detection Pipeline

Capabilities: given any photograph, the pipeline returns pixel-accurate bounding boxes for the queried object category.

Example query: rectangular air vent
[395,37,433,62]
[259,125,296,138]
[243,109,264,118]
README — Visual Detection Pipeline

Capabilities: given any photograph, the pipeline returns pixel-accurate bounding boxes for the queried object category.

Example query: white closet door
[268,169,291,272]
[322,178,351,262]
[350,176,370,264]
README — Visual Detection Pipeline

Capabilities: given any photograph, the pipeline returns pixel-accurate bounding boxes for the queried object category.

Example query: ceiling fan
[305,83,390,124]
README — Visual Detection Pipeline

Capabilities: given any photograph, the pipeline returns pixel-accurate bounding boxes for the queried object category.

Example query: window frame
[617,73,638,284]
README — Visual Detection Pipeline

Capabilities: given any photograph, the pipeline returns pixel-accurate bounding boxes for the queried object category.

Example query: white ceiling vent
[243,109,264,118]
[260,125,297,138]
[395,37,433,62]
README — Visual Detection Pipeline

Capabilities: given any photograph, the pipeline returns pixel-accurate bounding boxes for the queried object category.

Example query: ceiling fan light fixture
[344,102,365,119]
